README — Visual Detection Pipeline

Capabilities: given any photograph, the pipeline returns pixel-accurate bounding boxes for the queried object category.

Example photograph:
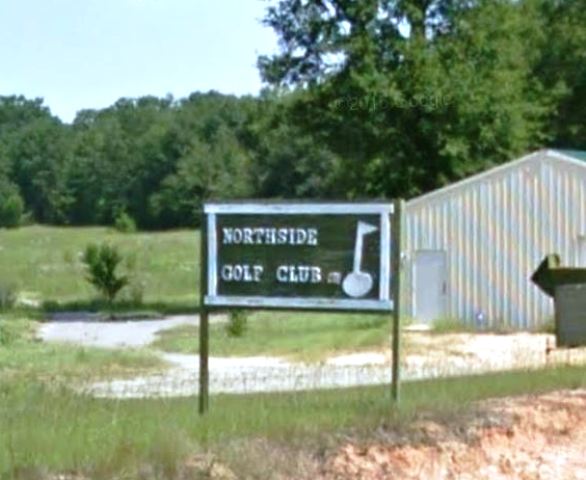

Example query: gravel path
[38,314,224,348]
[84,335,559,398]
[38,317,586,398]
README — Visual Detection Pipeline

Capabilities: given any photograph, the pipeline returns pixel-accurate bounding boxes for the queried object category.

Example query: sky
[0,0,279,123]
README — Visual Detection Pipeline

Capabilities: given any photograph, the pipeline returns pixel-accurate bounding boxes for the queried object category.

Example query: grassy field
[0,225,199,310]
[0,315,167,382]
[154,311,393,361]
[1,365,585,479]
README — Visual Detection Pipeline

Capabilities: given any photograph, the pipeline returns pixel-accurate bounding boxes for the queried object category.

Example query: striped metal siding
[404,152,586,329]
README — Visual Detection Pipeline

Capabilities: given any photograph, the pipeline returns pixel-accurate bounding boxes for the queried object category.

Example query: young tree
[82,243,129,308]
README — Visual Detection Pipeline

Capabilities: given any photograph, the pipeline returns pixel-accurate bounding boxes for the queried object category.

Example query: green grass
[153,311,393,361]
[0,315,167,383]
[0,225,199,310]
[1,365,585,478]
[431,317,476,333]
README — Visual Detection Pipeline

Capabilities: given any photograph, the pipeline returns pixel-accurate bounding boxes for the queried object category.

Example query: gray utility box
[554,284,586,347]
[532,254,586,347]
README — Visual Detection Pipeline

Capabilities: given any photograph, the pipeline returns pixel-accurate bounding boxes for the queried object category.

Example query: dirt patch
[320,389,586,480]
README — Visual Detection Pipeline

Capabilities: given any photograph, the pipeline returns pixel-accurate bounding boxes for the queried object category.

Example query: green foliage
[0,180,23,228]
[113,210,137,233]
[225,309,248,337]
[258,0,582,198]
[0,226,199,309]
[82,242,129,306]
[0,2,584,228]
[532,0,586,147]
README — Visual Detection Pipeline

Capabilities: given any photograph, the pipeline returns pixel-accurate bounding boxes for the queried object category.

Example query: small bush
[226,309,248,337]
[82,243,129,307]
[113,210,137,233]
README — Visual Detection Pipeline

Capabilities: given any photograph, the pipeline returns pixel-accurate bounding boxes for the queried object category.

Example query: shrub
[0,181,24,228]
[113,210,137,233]
[82,243,129,307]
[226,310,248,337]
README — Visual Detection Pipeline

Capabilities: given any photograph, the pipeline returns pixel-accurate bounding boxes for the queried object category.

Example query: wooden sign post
[199,201,402,413]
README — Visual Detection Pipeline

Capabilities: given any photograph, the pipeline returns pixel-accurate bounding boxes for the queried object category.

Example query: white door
[414,250,447,323]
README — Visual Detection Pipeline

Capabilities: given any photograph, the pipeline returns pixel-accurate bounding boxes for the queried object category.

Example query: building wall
[403,151,586,329]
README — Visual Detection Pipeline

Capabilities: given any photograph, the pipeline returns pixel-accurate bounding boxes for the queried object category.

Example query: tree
[249,94,342,198]
[258,0,555,198]
[10,117,73,223]
[0,96,73,224]
[0,179,24,228]
[150,126,252,228]
[82,243,129,307]
[529,0,586,148]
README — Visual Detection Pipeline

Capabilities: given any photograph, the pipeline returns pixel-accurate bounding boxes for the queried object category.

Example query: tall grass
[1,365,585,478]
[0,226,199,310]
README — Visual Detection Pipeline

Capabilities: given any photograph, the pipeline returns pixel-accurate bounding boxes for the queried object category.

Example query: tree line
[0,0,583,230]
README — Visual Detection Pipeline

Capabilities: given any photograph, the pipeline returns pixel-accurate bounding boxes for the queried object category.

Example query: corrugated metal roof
[554,149,586,162]
[408,150,586,207]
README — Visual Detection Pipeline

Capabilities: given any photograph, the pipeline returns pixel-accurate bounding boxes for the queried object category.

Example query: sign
[198,200,403,414]
[203,202,395,311]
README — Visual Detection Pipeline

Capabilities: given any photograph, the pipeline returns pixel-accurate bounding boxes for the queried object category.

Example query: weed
[431,317,473,333]
[225,310,248,337]
[0,281,17,310]
[113,211,137,234]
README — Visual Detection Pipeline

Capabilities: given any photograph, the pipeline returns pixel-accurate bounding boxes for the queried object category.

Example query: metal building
[404,149,586,330]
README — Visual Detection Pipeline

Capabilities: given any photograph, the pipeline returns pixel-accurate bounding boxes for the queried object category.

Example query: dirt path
[38,318,586,398]
[38,314,226,348]
[321,389,586,480]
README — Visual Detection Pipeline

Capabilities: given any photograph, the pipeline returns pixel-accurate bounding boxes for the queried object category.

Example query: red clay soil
[320,389,586,480]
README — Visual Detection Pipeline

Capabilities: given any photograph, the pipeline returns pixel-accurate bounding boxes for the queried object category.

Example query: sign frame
[198,200,403,414]
[203,202,395,312]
